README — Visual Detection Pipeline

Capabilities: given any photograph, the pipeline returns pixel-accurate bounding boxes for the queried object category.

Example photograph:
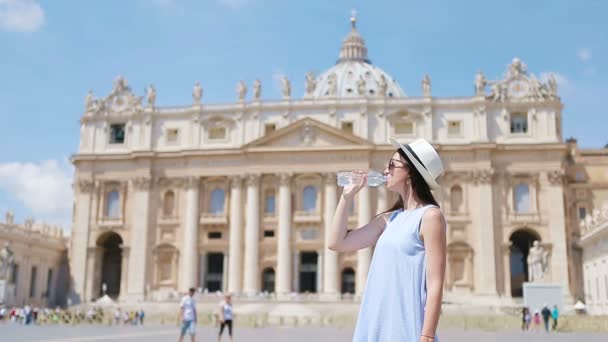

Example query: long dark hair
[379,148,439,217]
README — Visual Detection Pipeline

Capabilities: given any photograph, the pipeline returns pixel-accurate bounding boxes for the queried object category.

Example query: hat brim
[389,137,440,190]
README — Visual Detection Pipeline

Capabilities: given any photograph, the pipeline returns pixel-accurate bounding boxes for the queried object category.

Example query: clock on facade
[508,80,529,98]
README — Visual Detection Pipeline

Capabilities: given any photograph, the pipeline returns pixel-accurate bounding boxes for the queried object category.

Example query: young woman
[329,138,446,342]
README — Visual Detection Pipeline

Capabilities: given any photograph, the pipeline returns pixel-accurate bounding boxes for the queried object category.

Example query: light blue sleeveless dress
[352,205,439,341]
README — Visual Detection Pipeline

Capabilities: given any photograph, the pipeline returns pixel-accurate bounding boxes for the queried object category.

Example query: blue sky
[0,0,606,230]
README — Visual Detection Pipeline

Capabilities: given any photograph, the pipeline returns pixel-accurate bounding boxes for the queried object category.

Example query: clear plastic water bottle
[337,170,386,187]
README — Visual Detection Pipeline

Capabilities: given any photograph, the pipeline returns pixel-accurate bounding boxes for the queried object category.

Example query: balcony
[158,215,180,226]
[293,210,322,223]
[200,212,228,225]
[97,216,124,230]
[508,211,541,224]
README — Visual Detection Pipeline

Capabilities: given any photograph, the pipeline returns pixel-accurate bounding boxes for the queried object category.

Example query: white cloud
[219,0,252,9]
[578,48,592,63]
[0,0,45,32]
[0,159,73,230]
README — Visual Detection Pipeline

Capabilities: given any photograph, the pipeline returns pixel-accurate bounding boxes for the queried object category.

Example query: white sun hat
[389,137,444,190]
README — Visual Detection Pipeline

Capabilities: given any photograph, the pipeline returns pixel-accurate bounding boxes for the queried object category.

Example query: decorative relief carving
[246,174,260,186]
[547,170,564,185]
[323,172,337,186]
[183,176,200,189]
[131,177,152,190]
[279,173,292,186]
[156,177,184,188]
[473,169,494,184]
[78,179,95,193]
[229,175,243,188]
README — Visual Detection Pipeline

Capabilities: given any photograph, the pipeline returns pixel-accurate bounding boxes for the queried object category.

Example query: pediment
[244,117,372,149]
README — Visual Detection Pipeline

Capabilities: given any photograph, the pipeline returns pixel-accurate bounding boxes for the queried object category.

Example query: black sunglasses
[388,159,408,171]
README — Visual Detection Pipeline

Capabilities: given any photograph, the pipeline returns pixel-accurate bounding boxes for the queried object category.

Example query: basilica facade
[70,17,604,305]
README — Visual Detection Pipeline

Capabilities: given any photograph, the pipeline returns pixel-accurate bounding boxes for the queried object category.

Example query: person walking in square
[330,138,446,341]
[551,305,559,331]
[541,304,551,332]
[178,288,197,342]
[217,293,234,342]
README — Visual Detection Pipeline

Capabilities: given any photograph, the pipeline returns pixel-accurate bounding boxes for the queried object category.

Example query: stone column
[502,242,512,297]
[126,177,152,302]
[293,251,300,292]
[276,173,292,297]
[119,246,129,300]
[474,170,498,295]
[222,253,229,292]
[356,186,372,297]
[71,179,94,303]
[546,171,572,300]
[227,176,243,294]
[317,249,324,293]
[322,173,339,299]
[242,174,260,295]
[181,176,200,290]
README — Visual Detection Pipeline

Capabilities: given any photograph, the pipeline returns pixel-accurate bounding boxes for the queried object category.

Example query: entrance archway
[205,253,224,292]
[509,229,540,297]
[98,232,123,298]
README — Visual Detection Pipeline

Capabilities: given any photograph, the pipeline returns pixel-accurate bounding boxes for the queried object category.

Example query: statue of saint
[236,80,247,101]
[305,72,316,96]
[5,210,14,224]
[357,76,366,95]
[85,90,94,111]
[0,242,15,282]
[422,74,431,97]
[192,82,203,104]
[378,74,388,97]
[475,71,487,96]
[253,79,261,100]
[547,74,558,97]
[527,240,548,282]
[146,84,156,107]
[281,76,291,98]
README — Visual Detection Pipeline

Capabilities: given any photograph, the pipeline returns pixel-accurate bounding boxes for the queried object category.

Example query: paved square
[1,324,607,342]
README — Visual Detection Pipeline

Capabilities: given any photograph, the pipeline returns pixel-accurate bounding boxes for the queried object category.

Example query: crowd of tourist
[0,304,144,326]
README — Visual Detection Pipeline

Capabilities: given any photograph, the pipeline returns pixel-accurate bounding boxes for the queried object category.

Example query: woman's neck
[400,187,424,210]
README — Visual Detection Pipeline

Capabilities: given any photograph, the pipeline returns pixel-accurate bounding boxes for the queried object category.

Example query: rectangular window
[265,195,275,214]
[579,207,587,219]
[208,231,222,239]
[447,121,462,136]
[341,121,353,134]
[109,124,126,144]
[264,123,276,135]
[30,266,37,298]
[263,230,275,238]
[208,127,226,140]
[394,122,413,135]
[166,128,179,143]
[510,113,528,133]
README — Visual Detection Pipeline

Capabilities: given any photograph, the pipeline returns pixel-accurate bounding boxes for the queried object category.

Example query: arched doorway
[509,229,540,297]
[261,267,275,293]
[98,232,123,298]
[341,267,355,294]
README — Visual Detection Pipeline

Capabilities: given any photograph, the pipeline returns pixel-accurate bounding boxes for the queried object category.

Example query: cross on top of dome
[337,9,370,64]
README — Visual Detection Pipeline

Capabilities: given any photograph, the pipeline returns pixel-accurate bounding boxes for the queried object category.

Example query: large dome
[310,15,406,99]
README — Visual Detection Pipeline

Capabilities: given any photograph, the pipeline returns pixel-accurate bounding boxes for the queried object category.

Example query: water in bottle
[337,170,386,187]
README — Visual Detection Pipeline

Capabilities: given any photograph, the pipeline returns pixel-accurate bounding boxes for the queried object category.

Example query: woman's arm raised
[328,171,389,252]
